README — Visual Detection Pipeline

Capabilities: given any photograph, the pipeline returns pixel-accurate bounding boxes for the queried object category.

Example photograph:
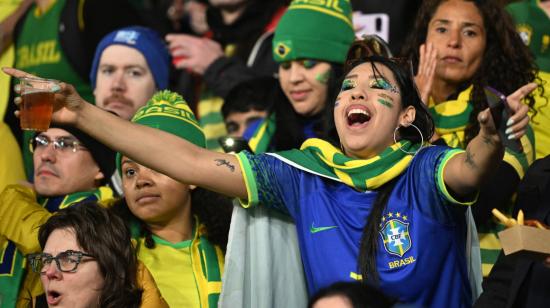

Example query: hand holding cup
[3,67,86,127]
[18,76,59,131]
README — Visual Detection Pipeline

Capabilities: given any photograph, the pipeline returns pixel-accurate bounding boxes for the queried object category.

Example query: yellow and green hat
[116,90,205,174]
[272,0,355,64]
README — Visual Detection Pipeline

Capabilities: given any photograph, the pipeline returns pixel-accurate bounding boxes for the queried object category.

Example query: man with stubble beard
[89,26,170,194]
[0,26,169,306]
[90,26,170,121]
[15,26,170,197]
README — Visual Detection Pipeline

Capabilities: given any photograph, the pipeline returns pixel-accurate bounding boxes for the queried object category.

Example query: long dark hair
[38,202,142,308]
[343,43,435,282]
[273,63,343,150]
[113,187,233,252]
[401,0,542,145]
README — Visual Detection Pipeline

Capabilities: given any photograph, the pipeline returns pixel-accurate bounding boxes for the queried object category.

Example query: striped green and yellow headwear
[272,0,355,64]
[116,90,205,173]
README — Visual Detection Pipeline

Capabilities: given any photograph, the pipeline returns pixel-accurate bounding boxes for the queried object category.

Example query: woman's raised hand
[414,43,438,104]
[477,82,537,141]
[3,67,86,125]
[503,82,538,140]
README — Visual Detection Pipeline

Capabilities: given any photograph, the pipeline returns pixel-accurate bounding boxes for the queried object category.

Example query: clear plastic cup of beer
[19,77,60,131]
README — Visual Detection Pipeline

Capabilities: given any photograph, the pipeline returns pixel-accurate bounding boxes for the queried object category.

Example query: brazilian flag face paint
[377,93,395,109]
[279,60,332,117]
[377,98,393,109]
[315,69,331,84]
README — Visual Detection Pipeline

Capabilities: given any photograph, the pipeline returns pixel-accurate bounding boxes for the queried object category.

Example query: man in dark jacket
[166,0,287,150]
[475,155,550,308]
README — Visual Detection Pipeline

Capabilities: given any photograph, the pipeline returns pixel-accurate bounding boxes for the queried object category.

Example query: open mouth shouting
[346,105,372,128]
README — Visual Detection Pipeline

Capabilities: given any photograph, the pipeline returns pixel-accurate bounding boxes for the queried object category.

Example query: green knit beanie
[273,0,355,64]
[116,90,205,174]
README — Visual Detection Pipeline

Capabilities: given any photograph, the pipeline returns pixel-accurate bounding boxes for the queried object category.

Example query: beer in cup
[19,77,60,131]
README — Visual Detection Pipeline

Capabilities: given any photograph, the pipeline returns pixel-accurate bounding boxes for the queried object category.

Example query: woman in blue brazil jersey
[4,37,531,307]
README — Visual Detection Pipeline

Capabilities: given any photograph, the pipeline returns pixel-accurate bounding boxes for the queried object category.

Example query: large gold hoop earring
[393,123,424,155]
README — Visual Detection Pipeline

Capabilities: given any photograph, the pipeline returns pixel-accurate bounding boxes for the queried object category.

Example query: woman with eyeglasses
[3,35,532,307]
[401,0,540,278]
[28,201,167,308]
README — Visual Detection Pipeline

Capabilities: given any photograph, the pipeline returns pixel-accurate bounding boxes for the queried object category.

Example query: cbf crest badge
[516,24,532,46]
[379,213,412,257]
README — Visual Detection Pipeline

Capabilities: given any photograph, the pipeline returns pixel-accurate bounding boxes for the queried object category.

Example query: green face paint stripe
[378,98,393,108]
[316,70,330,84]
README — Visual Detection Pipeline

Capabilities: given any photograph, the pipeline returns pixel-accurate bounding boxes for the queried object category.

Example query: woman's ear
[400,106,416,127]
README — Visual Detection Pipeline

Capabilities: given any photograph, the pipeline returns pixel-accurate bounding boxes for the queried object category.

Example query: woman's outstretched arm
[78,102,247,198]
[3,67,247,199]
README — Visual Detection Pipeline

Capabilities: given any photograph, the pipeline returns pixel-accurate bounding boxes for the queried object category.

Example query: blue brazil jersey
[237,146,473,307]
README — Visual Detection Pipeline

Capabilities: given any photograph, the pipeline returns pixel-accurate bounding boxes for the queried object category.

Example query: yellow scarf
[273,138,419,190]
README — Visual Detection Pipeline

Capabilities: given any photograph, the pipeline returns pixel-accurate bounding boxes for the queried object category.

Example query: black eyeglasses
[27,250,95,273]
[30,134,87,153]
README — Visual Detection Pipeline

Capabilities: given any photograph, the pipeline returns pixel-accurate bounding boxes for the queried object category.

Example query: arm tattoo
[482,135,496,146]
[464,150,477,169]
[214,159,235,172]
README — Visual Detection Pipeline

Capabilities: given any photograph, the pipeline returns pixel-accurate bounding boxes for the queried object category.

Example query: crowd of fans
[1,0,549,307]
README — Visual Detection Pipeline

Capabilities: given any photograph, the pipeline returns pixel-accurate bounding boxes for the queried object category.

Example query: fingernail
[508,133,516,140]
[505,127,513,134]
[14,84,20,92]
[51,84,61,93]
[506,118,514,126]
